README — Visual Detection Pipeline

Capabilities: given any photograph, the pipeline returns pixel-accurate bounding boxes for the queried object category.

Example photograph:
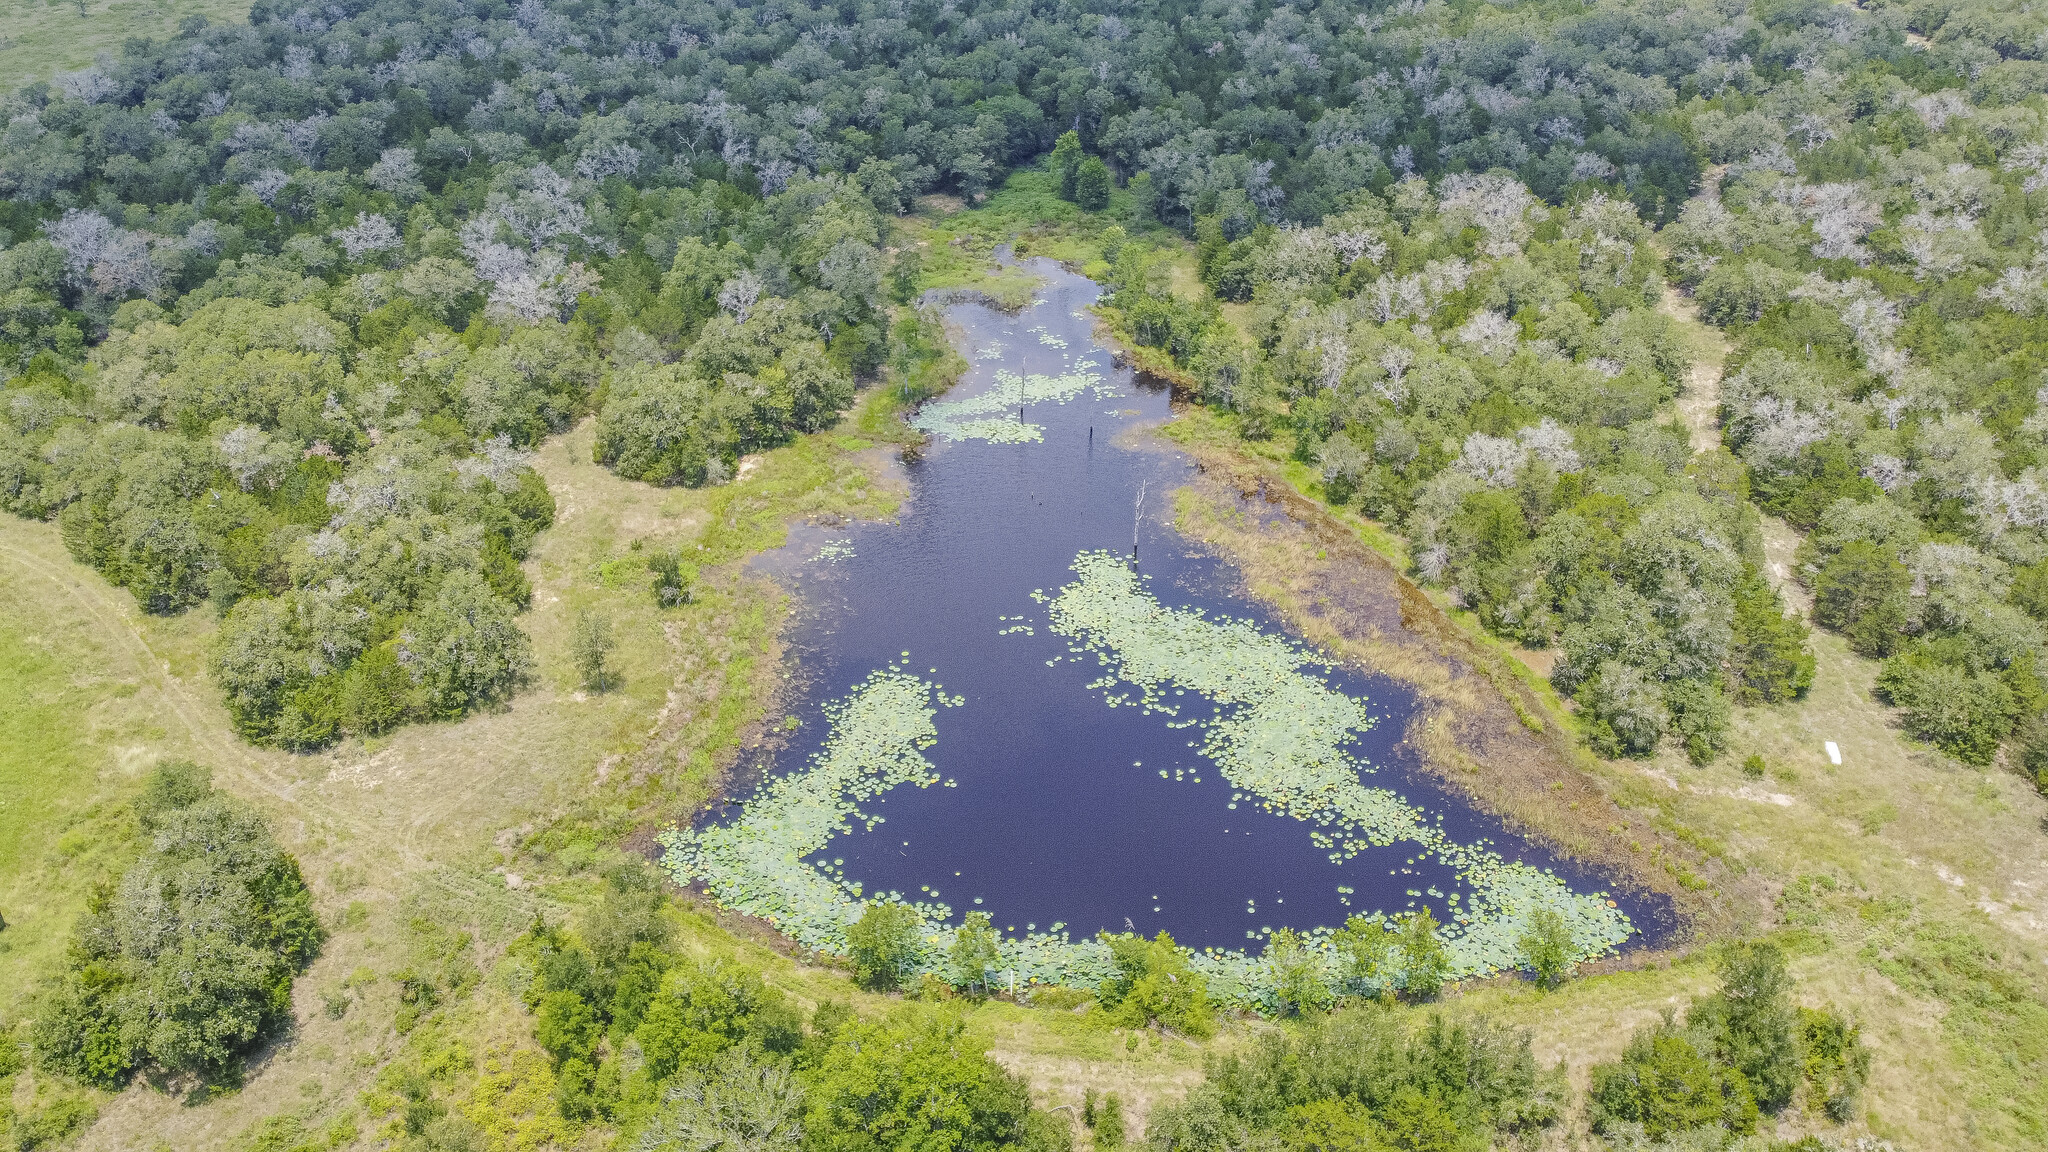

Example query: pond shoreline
[1146,411,1759,945]
[664,259,1711,1000]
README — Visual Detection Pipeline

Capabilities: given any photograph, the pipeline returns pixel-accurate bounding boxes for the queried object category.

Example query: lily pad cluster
[910,369,1115,444]
[662,572,1634,1009]
[1035,550,1636,979]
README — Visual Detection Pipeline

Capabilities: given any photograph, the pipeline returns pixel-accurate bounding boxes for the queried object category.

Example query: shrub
[1518,908,1576,991]
[1332,915,1398,998]
[845,901,921,990]
[1799,1007,1870,1122]
[1397,909,1452,999]
[948,911,1001,995]
[1265,928,1336,1017]
[1589,1023,1761,1140]
[1586,939,1859,1143]
[1876,654,2017,766]
[649,550,696,608]
[573,610,617,692]
[1097,931,1215,1036]
[1148,1011,1554,1150]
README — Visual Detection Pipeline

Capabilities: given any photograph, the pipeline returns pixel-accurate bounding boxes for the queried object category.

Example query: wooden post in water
[1131,481,1145,563]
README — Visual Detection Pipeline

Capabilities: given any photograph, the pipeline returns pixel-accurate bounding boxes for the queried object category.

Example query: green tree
[1517,908,1575,991]
[574,609,618,692]
[1396,910,1451,1000]
[1582,659,1669,759]
[1690,941,1801,1112]
[1265,928,1335,1016]
[888,248,924,305]
[1876,654,2017,766]
[1814,542,1910,657]
[799,1010,1047,1151]
[536,989,602,1066]
[1726,568,1815,704]
[1050,131,1084,200]
[402,571,533,717]
[1074,156,1112,211]
[1665,678,1731,765]
[32,765,320,1086]
[845,901,920,990]
[1096,931,1215,1036]
[948,911,1001,995]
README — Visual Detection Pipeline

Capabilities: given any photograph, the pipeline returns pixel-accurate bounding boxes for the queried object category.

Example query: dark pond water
[739,258,1668,953]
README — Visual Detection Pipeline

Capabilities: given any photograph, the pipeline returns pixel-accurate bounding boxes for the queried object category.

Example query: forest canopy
[0,0,2043,769]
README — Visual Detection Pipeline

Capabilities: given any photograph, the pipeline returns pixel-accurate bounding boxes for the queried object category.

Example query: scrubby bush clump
[31,761,321,1087]
[503,872,1070,1149]
[1588,942,1868,1144]
[1146,1009,1560,1151]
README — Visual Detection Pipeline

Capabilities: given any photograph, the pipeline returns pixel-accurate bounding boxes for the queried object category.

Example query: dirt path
[1658,285,1730,456]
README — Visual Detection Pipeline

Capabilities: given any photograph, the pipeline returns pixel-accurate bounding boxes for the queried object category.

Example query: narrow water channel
[676,258,1665,989]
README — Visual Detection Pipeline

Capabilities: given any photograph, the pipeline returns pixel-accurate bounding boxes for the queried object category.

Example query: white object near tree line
[1824,741,1842,765]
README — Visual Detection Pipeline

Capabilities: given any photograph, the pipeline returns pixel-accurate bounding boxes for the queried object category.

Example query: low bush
[1588,942,1867,1143]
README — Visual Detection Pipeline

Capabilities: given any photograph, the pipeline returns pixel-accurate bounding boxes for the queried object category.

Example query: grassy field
[0,0,248,86]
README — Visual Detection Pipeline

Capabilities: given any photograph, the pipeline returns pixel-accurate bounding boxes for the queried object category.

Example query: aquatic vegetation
[911,369,1115,444]
[813,539,856,564]
[663,566,1634,1008]
[1036,550,1635,981]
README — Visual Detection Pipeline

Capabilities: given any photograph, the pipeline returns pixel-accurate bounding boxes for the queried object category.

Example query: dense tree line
[1650,0,2048,778]
[503,873,1071,1151]
[0,0,1933,762]
[1108,175,1814,763]
[30,761,321,1087]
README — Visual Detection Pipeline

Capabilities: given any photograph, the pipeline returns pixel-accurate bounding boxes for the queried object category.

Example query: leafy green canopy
[502,873,1068,1151]
[31,761,321,1087]
[1588,942,1869,1143]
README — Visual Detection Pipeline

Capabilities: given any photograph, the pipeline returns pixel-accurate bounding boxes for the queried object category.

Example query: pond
[661,258,1665,1004]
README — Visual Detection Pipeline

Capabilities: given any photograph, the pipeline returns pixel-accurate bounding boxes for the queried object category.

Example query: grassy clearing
[0,539,163,1022]
[0,393,917,1149]
[0,0,247,86]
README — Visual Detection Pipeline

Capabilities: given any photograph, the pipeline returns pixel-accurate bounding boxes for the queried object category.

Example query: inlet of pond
[719,257,1671,958]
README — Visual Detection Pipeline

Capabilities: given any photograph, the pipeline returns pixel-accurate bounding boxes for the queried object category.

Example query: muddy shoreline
[1156,421,1763,942]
